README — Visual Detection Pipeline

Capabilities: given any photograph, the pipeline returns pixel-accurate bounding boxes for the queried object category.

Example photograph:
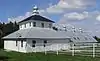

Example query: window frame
[32,40,36,47]
[29,22,31,27]
[41,23,44,28]
[32,40,36,44]
[33,22,36,27]
[32,44,35,47]
[44,40,47,44]
[43,40,47,47]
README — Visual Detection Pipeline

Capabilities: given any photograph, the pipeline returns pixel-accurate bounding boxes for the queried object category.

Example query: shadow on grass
[0,56,10,61]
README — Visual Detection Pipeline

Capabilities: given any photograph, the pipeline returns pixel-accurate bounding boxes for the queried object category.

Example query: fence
[42,42,100,57]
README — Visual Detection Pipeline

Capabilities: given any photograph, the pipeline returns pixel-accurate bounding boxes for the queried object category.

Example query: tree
[13,21,19,31]
[93,36,100,43]
[0,22,19,49]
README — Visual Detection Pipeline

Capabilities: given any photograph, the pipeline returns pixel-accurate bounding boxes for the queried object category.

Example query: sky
[0,0,100,36]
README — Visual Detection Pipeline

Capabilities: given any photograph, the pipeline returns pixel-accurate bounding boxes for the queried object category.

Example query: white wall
[4,40,18,51]
[4,39,71,53]
[4,40,26,53]
[19,20,53,30]
[26,39,70,52]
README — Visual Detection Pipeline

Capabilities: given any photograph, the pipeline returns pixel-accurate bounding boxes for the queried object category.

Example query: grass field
[0,49,100,61]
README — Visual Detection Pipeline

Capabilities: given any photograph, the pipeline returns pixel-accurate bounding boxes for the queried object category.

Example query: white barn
[3,6,97,53]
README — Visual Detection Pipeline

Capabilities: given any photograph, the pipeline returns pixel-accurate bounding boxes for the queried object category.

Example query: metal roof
[53,24,97,42]
[18,15,55,23]
[3,23,97,43]
[3,28,70,39]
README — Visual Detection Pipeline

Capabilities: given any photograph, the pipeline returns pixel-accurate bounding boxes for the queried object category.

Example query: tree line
[94,36,100,43]
[0,21,19,48]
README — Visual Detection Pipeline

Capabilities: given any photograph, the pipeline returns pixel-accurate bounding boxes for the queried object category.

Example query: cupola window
[29,22,31,26]
[33,22,36,27]
[41,23,44,28]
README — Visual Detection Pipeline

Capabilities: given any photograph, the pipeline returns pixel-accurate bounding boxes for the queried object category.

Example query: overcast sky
[0,0,100,36]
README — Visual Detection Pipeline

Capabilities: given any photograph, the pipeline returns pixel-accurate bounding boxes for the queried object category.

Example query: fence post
[45,44,47,55]
[45,47,47,55]
[64,44,66,50]
[57,44,59,55]
[51,45,52,51]
[72,43,75,56]
[35,47,37,53]
[93,43,95,58]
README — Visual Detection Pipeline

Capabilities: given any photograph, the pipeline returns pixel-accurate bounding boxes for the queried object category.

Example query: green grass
[0,50,100,61]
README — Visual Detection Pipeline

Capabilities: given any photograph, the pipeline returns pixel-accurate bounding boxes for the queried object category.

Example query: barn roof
[3,28,70,40]
[53,24,97,42]
[18,15,55,23]
[3,23,97,43]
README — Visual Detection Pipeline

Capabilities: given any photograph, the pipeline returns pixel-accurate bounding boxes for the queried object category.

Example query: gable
[19,15,55,24]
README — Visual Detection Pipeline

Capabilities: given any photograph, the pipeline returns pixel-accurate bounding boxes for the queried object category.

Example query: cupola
[32,5,39,15]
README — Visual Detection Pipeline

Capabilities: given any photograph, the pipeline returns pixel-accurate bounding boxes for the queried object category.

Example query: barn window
[16,40,18,46]
[29,22,31,26]
[32,40,36,44]
[44,40,47,47]
[41,23,44,28]
[33,22,36,27]
[44,40,47,44]
[44,45,46,47]
[32,40,36,47]
[32,45,35,47]
[21,40,23,47]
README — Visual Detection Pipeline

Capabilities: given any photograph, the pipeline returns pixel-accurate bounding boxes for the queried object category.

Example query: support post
[57,44,59,55]
[64,44,66,50]
[72,43,75,56]
[35,46,37,53]
[45,46,47,55]
[93,43,95,58]
[51,45,52,51]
